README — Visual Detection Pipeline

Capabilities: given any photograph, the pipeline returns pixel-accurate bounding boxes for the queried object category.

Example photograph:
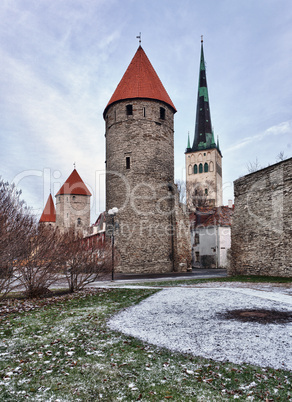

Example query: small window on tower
[194,164,198,174]
[160,107,165,120]
[143,107,146,117]
[205,188,208,195]
[77,218,81,226]
[204,162,208,172]
[126,104,133,115]
[126,156,130,169]
[199,163,203,173]
[72,195,76,200]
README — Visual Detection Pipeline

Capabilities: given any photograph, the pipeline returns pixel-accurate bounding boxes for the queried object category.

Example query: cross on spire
[73,162,76,170]
[201,35,203,43]
[136,32,141,46]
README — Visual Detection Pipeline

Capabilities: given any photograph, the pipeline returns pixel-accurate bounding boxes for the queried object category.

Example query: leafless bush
[15,225,64,298]
[246,158,261,173]
[0,179,35,298]
[61,229,111,293]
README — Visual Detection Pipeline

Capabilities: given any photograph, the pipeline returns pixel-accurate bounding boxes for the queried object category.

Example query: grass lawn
[0,287,291,401]
[124,275,292,287]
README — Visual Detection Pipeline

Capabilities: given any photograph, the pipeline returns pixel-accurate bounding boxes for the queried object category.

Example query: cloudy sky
[0,0,291,222]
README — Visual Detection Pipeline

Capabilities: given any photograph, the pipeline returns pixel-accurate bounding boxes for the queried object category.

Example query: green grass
[0,288,291,401]
[126,275,292,287]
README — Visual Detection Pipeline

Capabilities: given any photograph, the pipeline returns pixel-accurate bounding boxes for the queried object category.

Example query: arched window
[207,152,211,160]
[77,218,82,226]
[188,164,192,175]
[209,161,214,172]
[194,164,198,174]
[204,162,208,172]
[199,163,203,173]
[198,153,203,162]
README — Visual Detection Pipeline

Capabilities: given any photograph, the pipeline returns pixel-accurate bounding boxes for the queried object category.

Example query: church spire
[191,38,217,153]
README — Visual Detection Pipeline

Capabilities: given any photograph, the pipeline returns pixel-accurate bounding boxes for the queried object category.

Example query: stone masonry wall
[105,98,191,273]
[229,157,292,277]
[173,189,192,271]
[56,194,91,233]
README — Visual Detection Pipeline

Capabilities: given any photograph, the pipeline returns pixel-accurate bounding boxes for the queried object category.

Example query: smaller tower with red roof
[55,168,91,231]
[39,193,56,227]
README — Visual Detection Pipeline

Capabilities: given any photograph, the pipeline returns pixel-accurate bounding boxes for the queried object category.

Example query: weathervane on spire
[201,35,203,43]
[136,32,142,46]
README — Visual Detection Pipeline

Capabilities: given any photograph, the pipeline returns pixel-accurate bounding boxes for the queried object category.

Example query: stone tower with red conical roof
[55,169,91,232]
[104,45,191,274]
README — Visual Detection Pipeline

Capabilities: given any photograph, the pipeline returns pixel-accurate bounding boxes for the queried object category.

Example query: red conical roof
[104,46,176,116]
[56,169,92,196]
[39,194,56,223]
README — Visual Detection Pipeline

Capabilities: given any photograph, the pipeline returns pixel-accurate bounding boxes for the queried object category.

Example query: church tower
[55,169,91,232]
[185,38,222,208]
[104,45,190,273]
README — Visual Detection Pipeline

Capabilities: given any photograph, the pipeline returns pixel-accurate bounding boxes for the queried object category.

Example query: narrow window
[67,213,68,218]
[204,162,208,172]
[194,164,198,174]
[77,218,81,226]
[199,163,203,173]
[160,107,165,120]
[126,156,130,169]
[126,104,133,115]
[114,110,116,121]
[205,188,208,195]
[188,165,192,175]
[72,195,76,200]
[143,107,146,117]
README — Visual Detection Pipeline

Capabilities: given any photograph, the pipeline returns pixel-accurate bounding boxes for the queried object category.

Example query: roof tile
[104,46,176,116]
[39,194,56,223]
[56,169,91,196]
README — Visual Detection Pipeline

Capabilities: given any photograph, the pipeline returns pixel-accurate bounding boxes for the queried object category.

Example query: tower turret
[39,193,56,227]
[105,45,191,273]
[55,169,91,232]
[185,38,223,208]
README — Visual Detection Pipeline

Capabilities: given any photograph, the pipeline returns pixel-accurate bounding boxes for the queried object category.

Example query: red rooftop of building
[104,46,176,117]
[39,194,56,223]
[56,169,92,197]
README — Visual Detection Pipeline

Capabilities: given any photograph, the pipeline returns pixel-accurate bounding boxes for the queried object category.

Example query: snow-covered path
[108,286,292,370]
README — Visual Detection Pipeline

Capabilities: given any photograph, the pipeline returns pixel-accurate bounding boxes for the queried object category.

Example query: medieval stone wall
[105,98,191,273]
[172,190,192,272]
[229,157,292,277]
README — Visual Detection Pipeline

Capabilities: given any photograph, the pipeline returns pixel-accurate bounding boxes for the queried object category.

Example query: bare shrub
[15,225,64,298]
[0,179,35,298]
[61,229,111,293]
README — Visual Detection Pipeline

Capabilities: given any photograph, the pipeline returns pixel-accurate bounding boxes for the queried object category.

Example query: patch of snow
[108,287,292,370]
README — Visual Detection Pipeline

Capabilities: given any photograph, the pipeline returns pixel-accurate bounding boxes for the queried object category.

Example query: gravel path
[108,286,292,370]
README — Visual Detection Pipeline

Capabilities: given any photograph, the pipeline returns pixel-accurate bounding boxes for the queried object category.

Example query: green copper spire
[187,132,191,149]
[190,37,219,154]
